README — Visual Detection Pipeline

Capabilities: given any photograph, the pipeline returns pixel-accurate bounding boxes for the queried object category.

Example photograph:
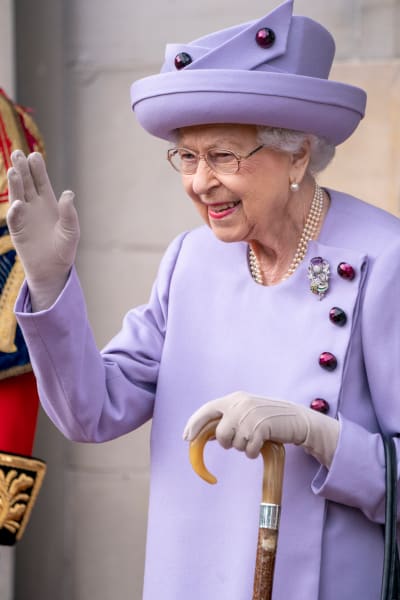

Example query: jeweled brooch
[308,257,330,299]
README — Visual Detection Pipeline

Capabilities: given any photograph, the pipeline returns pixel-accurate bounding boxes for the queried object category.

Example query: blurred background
[0,0,399,598]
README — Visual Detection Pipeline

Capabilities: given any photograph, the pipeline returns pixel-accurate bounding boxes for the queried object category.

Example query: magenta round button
[337,262,355,280]
[310,398,330,414]
[329,307,347,327]
[319,352,338,371]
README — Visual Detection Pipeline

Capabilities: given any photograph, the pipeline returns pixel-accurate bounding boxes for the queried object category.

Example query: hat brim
[131,70,366,146]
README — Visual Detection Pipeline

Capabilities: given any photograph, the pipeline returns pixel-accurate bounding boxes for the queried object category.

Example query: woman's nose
[191,158,220,195]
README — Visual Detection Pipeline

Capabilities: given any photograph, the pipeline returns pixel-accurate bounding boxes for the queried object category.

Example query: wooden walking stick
[189,418,285,600]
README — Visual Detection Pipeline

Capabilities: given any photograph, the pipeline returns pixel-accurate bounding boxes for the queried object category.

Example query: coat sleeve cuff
[14,268,76,316]
[311,414,385,520]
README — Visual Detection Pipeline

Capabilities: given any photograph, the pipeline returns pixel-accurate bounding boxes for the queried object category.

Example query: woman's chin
[208,223,246,244]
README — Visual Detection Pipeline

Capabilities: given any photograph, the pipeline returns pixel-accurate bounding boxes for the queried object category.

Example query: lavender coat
[16,189,400,599]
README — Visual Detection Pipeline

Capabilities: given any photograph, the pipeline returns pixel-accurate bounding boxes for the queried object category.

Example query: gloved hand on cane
[184,391,340,468]
[6,150,80,312]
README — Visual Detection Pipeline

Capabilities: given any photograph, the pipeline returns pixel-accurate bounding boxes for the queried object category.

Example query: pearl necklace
[248,183,324,285]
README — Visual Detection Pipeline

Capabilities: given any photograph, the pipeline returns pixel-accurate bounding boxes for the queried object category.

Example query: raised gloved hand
[183,391,340,468]
[7,150,80,312]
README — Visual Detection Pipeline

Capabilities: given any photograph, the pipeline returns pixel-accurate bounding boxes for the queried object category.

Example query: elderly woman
[6,1,400,599]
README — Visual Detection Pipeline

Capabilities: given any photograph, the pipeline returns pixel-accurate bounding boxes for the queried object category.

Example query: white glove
[7,150,80,312]
[183,391,340,468]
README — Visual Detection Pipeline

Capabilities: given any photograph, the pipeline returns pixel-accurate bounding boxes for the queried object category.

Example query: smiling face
[177,123,305,246]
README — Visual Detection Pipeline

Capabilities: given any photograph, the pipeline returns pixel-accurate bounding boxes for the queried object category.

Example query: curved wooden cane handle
[189,417,285,501]
[189,417,221,484]
[189,417,286,600]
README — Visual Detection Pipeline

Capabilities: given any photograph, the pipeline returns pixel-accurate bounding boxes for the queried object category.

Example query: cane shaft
[253,528,278,600]
[252,442,285,600]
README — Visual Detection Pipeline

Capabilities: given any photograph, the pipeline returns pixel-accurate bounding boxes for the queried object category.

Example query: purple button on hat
[131,0,367,145]
[255,27,276,49]
[174,52,192,70]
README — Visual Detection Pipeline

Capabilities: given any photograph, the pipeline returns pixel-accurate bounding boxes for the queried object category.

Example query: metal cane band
[259,502,281,530]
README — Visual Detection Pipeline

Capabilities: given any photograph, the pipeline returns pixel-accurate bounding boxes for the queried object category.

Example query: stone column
[0,0,14,95]
[0,1,15,599]
[0,546,14,600]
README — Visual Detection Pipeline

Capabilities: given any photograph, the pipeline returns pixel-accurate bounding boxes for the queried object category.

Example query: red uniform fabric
[0,371,39,455]
[0,88,45,457]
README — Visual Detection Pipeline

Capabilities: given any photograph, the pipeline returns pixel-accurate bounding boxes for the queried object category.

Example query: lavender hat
[130,0,367,145]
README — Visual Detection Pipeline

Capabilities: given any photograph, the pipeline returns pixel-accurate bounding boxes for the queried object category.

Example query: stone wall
[13,1,400,599]
[0,6,16,599]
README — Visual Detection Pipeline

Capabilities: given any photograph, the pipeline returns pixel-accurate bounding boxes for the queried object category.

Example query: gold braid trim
[0,234,14,255]
[14,104,45,157]
[0,93,30,224]
[0,453,46,542]
[0,255,25,353]
[0,223,31,373]
[0,364,32,381]
[0,203,8,223]
[0,90,45,223]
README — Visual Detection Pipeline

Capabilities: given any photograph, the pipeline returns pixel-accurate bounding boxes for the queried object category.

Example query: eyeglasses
[167,144,265,175]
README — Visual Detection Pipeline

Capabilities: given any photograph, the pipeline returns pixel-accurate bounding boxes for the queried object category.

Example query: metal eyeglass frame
[167,144,265,174]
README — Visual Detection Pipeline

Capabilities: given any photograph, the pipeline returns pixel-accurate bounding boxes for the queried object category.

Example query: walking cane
[189,418,285,600]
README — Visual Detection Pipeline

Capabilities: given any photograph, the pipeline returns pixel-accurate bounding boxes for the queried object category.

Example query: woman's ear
[290,138,311,184]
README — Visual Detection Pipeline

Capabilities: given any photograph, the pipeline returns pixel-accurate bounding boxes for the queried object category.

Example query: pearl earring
[290,181,300,192]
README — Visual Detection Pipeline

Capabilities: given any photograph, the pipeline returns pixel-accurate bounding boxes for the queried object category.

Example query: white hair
[256,126,335,174]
